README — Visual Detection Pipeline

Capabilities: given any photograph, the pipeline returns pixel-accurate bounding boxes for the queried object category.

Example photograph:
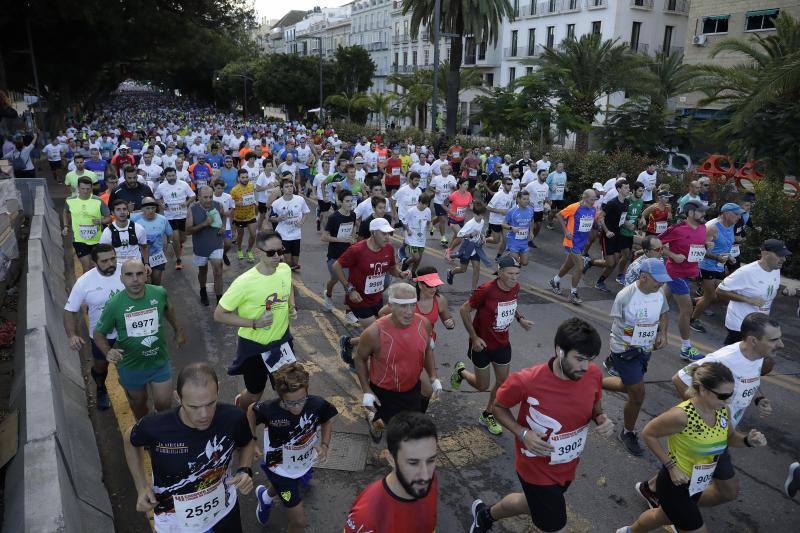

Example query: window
[402,51,407,65]
[511,30,518,56]
[509,67,516,83]
[526,66,533,75]
[424,49,430,65]
[412,50,417,65]
[528,28,536,56]
[568,0,578,9]
[592,21,602,35]
[546,26,555,48]
[745,9,779,31]
[478,42,486,60]
[548,0,557,13]
[513,0,520,17]
[630,21,642,49]
[662,25,673,54]
[403,20,408,35]
[702,15,729,34]
[567,24,575,40]
[485,73,494,87]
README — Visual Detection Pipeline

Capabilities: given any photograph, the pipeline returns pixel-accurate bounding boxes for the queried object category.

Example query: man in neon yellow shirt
[214,230,296,411]
[62,176,112,272]
[64,153,98,196]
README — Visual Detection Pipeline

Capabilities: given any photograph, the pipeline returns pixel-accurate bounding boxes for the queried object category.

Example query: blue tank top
[700,220,734,272]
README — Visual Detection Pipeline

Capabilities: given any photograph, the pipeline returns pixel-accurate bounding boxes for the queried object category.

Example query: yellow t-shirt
[230,182,257,222]
[400,154,412,173]
[218,263,292,345]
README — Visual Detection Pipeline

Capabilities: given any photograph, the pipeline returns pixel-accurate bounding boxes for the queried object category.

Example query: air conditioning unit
[692,35,707,46]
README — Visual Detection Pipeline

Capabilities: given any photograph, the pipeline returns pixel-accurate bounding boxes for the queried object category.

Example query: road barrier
[3,184,114,532]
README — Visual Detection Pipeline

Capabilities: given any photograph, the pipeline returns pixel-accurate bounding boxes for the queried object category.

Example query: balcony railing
[392,65,420,73]
[663,0,689,14]
[586,0,606,9]
[503,46,520,58]
[630,0,654,9]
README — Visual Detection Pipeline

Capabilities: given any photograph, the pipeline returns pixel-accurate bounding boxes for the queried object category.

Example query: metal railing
[630,0,654,9]
[586,0,606,9]
[663,0,689,14]
[503,46,520,58]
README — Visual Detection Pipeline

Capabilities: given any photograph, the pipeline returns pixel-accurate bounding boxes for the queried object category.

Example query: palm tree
[368,92,394,128]
[647,49,694,108]
[325,91,371,121]
[529,33,649,152]
[402,0,513,136]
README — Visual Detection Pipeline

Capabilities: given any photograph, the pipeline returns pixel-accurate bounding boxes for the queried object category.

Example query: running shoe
[222,253,230,266]
[322,291,333,311]
[546,223,554,230]
[366,411,383,443]
[582,255,593,274]
[635,481,660,509]
[446,269,454,285]
[339,336,354,368]
[569,291,583,305]
[615,528,631,533]
[548,277,562,295]
[680,346,705,361]
[96,387,110,411]
[400,257,409,272]
[479,412,503,435]
[398,245,408,261]
[470,499,493,533]
[785,462,800,498]
[344,311,358,325]
[603,356,619,378]
[618,429,644,456]
[247,250,255,263]
[594,280,611,293]
[689,319,707,333]
[451,361,465,390]
[237,249,244,261]
[440,237,448,248]
[200,288,209,306]
[444,248,453,261]
[255,485,273,525]
[316,218,321,231]
[175,258,183,271]
[615,274,625,286]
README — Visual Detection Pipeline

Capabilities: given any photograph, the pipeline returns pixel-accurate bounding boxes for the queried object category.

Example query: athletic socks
[598,275,607,283]
[553,274,561,283]
[681,339,692,350]
[571,288,578,294]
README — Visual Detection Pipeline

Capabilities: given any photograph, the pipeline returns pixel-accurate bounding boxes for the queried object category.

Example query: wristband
[744,435,753,447]
[663,459,676,469]
[754,396,764,406]
[236,466,253,477]
[519,428,528,441]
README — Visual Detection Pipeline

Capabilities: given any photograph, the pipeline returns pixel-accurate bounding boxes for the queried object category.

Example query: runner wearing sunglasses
[214,230,297,412]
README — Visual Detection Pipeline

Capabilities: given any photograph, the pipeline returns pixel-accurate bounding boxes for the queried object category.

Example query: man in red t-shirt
[111,145,136,178]
[451,256,534,436]
[332,218,410,366]
[384,150,403,196]
[345,412,438,533]
[469,318,614,533]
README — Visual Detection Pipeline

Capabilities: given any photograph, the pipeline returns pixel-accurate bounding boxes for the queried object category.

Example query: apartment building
[284,6,352,58]
[349,0,393,93]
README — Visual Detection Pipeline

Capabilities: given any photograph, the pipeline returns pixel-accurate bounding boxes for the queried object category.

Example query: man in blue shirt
[545,162,568,229]
[132,197,173,286]
[502,190,534,266]
[220,155,238,193]
[205,143,225,174]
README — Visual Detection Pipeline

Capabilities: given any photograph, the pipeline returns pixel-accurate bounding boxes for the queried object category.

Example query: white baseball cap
[369,218,393,233]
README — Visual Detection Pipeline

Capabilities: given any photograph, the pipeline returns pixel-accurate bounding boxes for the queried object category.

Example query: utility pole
[431,0,441,133]
[317,37,324,125]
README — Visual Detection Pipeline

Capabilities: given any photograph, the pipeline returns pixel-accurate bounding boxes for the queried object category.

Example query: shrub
[743,179,800,278]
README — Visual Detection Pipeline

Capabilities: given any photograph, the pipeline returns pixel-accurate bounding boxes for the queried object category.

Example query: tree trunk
[446,34,463,137]
[575,130,589,152]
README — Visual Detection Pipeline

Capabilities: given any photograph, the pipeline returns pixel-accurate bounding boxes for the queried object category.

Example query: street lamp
[216,73,254,120]
[303,36,325,125]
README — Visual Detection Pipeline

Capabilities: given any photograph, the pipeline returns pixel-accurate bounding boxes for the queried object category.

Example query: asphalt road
[63,189,800,532]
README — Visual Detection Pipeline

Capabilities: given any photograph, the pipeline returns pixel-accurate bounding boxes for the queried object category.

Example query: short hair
[371,196,386,208]
[538,169,548,177]
[632,181,645,191]
[472,201,486,215]
[177,363,219,397]
[508,164,519,173]
[280,177,294,188]
[211,178,226,188]
[740,313,780,341]
[417,192,432,206]
[111,198,129,210]
[74,153,85,161]
[77,176,93,187]
[516,190,530,200]
[457,177,470,187]
[387,282,416,300]
[256,230,282,248]
[272,362,310,396]
[345,163,356,172]
[281,170,293,178]
[245,152,256,160]
[554,318,602,358]
[162,167,176,175]
[123,165,137,174]
[408,171,420,182]
[91,243,115,262]
[237,168,249,176]
[615,179,629,190]
[386,412,438,458]
[337,189,353,202]
[641,235,657,251]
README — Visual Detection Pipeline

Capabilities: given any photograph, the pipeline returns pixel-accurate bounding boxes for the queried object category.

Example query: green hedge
[743,180,800,278]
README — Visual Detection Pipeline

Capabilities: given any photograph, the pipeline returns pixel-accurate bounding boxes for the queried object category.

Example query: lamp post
[431,0,440,133]
[216,74,254,120]
[305,36,325,125]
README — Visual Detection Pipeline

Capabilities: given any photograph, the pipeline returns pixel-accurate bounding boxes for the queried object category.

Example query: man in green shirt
[94,260,185,419]
[62,176,112,272]
[64,153,98,196]
[616,181,646,285]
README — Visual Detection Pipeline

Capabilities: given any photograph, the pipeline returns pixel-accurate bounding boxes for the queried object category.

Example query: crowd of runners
[34,92,799,532]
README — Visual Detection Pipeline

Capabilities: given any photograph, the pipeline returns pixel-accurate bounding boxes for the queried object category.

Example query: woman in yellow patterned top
[617,362,766,533]
[230,168,258,262]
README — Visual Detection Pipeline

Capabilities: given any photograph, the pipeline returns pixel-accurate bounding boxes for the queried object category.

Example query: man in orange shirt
[448,143,464,175]
[549,189,598,305]
[188,155,213,191]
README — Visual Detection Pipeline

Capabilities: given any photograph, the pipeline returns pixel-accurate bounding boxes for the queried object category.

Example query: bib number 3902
[549,425,589,465]
[689,462,717,495]
[172,478,227,529]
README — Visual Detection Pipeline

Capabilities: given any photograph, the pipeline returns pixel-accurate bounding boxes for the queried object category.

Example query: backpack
[11,150,28,172]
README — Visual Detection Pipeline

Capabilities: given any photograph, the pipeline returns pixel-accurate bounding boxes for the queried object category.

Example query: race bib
[689,462,717,496]
[364,273,385,295]
[78,224,98,240]
[578,216,593,233]
[336,222,354,240]
[166,202,184,215]
[619,211,628,228]
[514,228,528,240]
[172,478,228,530]
[149,250,167,267]
[452,151,460,159]
[262,342,296,374]
[687,244,706,263]
[469,169,477,177]
[630,323,658,347]
[732,377,760,426]
[195,179,207,189]
[549,424,589,465]
[124,307,159,337]
[241,193,255,206]
[655,221,668,233]
[456,206,467,218]
[555,184,565,196]
[730,244,740,258]
[495,300,517,330]
[392,167,401,175]
[282,437,317,473]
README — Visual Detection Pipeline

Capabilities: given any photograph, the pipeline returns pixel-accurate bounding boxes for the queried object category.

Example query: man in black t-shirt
[323,189,358,311]
[110,165,155,213]
[357,196,390,240]
[583,180,631,293]
[247,363,338,529]
[124,363,255,533]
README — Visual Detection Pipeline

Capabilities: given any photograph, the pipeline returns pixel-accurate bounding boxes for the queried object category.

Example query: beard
[395,464,434,500]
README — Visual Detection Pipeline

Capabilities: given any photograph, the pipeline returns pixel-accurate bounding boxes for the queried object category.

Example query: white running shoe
[345,311,358,324]
[322,291,333,311]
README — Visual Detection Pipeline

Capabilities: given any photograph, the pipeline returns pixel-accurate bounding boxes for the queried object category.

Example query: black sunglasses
[707,387,733,401]
[258,247,285,257]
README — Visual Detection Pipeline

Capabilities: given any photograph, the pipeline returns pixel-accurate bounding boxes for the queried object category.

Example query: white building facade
[349,0,393,93]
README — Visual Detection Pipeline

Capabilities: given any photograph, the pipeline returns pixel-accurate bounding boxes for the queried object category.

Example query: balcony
[663,0,689,14]
[586,0,606,9]
[392,64,420,73]
[503,46,520,58]
[630,0,654,9]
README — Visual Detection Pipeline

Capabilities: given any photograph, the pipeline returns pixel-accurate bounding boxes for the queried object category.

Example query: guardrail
[3,183,114,532]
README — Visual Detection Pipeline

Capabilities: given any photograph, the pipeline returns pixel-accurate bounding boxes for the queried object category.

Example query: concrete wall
[3,185,114,532]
